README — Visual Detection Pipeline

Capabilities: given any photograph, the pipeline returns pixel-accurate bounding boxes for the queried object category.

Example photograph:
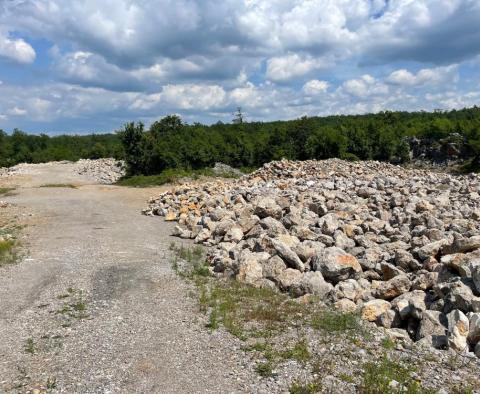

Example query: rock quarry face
[145,159,480,358]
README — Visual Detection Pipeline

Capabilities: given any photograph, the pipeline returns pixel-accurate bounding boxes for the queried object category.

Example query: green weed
[24,338,36,354]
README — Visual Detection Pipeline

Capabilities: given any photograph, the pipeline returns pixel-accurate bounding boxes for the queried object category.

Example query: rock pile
[212,162,243,177]
[145,159,480,357]
[75,159,125,184]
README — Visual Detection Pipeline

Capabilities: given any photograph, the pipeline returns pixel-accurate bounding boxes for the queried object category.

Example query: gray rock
[318,213,340,236]
[447,309,469,352]
[468,313,480,345]
[417,239,451,260]
[361,299,391,322]
[254,197,282,219]
[259,217,287,236]
[277,268,303,291]
[334,279,364,302]
[292,271,333,298]
[312,247,362,284]
[416,310,448,348]
[381,262,404,280]
[270,238,305,272]
[434,281,480,314]
[262,255,287,282]
[374,275,411,300]
[443,235,480,255]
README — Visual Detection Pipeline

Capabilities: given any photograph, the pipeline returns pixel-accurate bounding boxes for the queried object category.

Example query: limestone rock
[312,247,362,284]
[447,309,469,352]
[362,299,391,322]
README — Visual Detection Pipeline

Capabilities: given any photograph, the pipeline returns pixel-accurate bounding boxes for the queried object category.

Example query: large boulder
[270,238,305,272]
[277,268,303,291]
[361,299,391,322]
[417,239,451,260]
[318,213,340,236]
[312,247,362,284]
[447,309,469,352]
[334,279,364,302]
[434,281,480,314]
[468,313,480,346]
[442,235,480,255]
[416,310,448,348]
[291,271,333,298]
[374,275,412,300]
[237,252,267,286]
[391,290,427,320]
[254,197,282,219]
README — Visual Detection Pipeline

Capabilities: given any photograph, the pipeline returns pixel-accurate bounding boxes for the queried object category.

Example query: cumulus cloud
[0,32,36,64]
[266,54,330,82]
[341,75,388,98]
[0,0,479,131]
[386,65,458,87]
[303,80,329,95]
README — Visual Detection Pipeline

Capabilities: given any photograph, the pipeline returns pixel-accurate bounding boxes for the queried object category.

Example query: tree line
[2,107,480,173]
[0,129,122,167]
[119,107,480,175]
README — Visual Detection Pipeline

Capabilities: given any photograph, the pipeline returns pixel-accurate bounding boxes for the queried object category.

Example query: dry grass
[39,183,78,189]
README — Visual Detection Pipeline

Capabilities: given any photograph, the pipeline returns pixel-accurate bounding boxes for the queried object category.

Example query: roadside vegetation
[0,130,121,167]
[0,223,20,267]
[169,243,439,393]
[116,167,242,187]
[0,187,15,196]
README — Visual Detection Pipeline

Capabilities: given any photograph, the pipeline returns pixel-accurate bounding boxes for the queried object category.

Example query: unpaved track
[0,164,255,393]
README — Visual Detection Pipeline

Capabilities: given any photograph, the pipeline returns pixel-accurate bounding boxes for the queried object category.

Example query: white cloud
[0,32,36,64]
[1,0,480,131]
[131,83,226,111]
[303,80,329,95]
[266,54,330,82]
[387,65,458,87]
[7,107,27,116]
[341,75,388,98]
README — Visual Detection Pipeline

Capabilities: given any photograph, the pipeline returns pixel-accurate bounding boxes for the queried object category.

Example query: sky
[0,0,480,134]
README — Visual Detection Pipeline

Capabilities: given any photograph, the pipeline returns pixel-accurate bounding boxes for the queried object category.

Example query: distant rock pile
[145,159,480,358]
[75,159,125,184]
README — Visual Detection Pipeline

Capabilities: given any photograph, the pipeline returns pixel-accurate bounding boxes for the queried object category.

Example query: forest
[2,107,480,174]
[119,107,480,175]
[0,129,122,167]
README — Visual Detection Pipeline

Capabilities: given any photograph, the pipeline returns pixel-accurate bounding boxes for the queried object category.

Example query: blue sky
[0,0,480,134]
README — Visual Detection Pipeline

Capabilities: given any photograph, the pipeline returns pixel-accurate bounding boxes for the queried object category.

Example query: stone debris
[75,158,125,184]
[146,158,480,358]
[212,162,243,177]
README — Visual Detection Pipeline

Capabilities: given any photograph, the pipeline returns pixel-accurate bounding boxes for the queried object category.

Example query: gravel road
[0,163,257,393]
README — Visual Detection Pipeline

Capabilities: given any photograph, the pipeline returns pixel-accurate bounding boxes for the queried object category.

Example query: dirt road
[0,163,256,393]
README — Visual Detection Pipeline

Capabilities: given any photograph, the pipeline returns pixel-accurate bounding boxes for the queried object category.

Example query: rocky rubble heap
[145,159,480,358]
[75,159,125,184]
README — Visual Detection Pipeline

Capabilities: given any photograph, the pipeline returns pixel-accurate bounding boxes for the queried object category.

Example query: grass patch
[381,337,396,350]
[288,380,322,394]
[40,183,77,189]
[359,356,431,394]
[311,309,359,333]
[116,167,242,187]
[24,338,36,354]
[56,288,89,320]
[0,238,18,267]
[170,243,371,383]
[255,361,276,377]
[0,187,15,196]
